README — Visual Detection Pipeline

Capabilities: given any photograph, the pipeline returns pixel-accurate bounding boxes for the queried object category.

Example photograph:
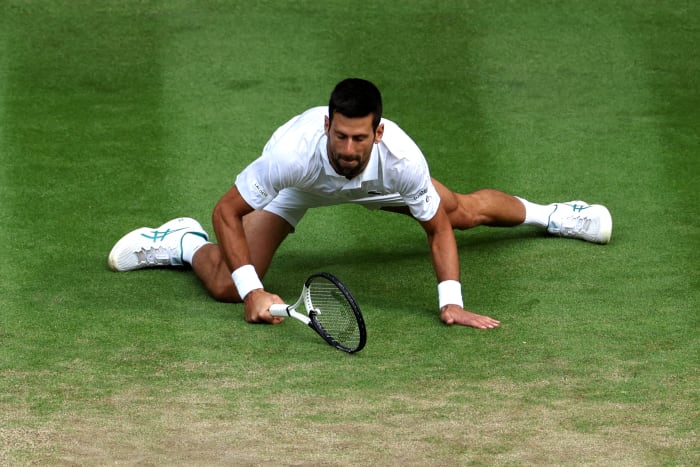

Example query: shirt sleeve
[381,121,441,222]
[392,156,440,222]
[235,119,310,210]
[236,135,308,209]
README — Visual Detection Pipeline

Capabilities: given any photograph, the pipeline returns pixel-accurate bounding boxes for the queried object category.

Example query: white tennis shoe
[108,217,209,271]
[546,201,612,244]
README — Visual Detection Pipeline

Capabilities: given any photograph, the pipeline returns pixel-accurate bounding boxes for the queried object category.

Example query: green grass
[1,0,698,464]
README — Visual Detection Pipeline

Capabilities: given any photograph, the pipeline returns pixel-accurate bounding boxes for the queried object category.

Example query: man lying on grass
[108,78,612,329]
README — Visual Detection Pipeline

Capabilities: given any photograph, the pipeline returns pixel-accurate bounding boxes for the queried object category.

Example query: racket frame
[269,272,366,353]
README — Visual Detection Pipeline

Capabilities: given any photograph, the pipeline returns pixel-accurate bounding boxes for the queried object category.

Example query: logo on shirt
[253,181,269,199]
[411,188,428,201]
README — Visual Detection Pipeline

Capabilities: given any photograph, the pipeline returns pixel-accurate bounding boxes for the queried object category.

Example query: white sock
[516,197,555,228]
[181,232,209,265]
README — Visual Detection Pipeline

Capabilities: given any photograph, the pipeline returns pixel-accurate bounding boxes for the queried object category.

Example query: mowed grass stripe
[635,3,700,303]
[0,0,197,404]
[1,2,172,272]
[0,6,229,461]
[156,2,351,224]
[631,3,700,445]
[406,1,699,462]
[0,6,10,265]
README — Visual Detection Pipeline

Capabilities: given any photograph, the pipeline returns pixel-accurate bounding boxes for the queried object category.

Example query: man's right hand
[243,288,285,324]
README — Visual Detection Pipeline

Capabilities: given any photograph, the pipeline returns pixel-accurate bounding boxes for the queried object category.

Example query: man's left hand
[440,304,500,329]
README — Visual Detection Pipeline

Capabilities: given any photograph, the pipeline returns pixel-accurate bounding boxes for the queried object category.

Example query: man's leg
[431,179,526,229]
[191,210,294,302]
[381,180,529,228]
[430,178,612,243]
[107,212,294,302]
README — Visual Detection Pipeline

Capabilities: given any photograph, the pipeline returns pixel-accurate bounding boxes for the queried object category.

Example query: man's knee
[244,210,293,276]
[444,192,484,230]
[446,205,480,230]
[207,280,241,303]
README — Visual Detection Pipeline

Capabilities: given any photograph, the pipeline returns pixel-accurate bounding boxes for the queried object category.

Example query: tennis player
[108,78,612,329]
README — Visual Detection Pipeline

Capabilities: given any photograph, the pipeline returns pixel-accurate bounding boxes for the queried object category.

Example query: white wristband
[438,280,463,309]
[231,264,263,300]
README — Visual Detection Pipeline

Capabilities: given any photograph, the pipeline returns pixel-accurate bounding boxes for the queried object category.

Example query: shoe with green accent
[108,217,209,271]
[547,201,612,244]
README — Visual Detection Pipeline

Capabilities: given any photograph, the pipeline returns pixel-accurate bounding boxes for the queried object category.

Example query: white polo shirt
[235,106,440,227]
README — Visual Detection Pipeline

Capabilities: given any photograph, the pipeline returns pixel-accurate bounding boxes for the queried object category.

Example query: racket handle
[269,304,290,317]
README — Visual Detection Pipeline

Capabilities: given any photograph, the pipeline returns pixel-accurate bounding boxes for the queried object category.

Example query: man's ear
[324,115,330,135]
[374,123,385,143]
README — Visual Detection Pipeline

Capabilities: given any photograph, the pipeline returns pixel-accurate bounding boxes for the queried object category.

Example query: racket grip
[269,304,290,317]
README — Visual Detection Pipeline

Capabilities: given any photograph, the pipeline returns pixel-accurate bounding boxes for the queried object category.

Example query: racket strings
[307,281,361,347]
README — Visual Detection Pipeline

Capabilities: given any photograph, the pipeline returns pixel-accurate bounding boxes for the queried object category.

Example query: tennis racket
[269,272,367,353]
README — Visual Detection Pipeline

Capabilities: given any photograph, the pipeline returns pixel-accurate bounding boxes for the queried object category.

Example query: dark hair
[328,78,383,130]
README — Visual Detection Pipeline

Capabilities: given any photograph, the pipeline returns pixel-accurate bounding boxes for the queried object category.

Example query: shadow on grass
[272,225,547,274]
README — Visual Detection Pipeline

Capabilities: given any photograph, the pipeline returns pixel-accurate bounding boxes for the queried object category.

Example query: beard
[329,151,364,179]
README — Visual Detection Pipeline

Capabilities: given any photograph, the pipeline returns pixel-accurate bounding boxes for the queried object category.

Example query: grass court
[1,1,698,464]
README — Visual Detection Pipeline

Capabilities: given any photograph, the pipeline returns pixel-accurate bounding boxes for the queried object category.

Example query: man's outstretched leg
[107,211,294,303]
[431,179,613,244]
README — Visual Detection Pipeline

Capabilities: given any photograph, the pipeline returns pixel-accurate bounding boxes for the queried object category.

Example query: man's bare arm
[419,204,500,329]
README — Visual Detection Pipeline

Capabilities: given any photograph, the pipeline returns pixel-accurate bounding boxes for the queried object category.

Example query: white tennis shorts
[263,187,407,228]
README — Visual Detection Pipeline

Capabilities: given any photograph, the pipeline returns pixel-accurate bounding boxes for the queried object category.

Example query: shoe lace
[136,246,178,266]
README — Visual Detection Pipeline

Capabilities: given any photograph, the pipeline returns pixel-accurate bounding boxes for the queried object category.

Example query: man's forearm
[211,186,263,299]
